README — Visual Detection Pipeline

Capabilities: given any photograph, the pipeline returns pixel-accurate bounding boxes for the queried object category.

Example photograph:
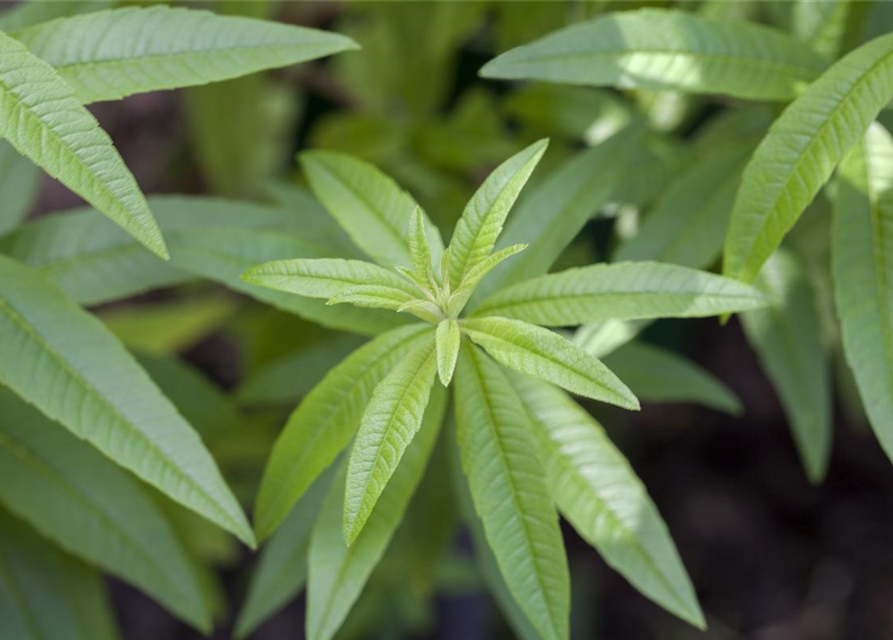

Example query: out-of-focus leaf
[263,182,359,256]
[481,9,825,101]
[0,255,253,547]
[791,0,871,59]
[573,320,651,359]
[254,324,433,541]
[455,343,569,640]
[474,262,769,326]
[0,31,166,258]
[0,141,41,235]
[723,31,893,284]
[603,341,742,414]
[0,510,119,640]
[306,385,447,640]
[509,375,705,630]
[0,0,111,31]
[833,122,893,463]
[741,250,831,482]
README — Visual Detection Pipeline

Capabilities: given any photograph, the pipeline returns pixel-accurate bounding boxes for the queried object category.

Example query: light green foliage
[574,320,650,359]
[0,255,253,546]
[13,6,358,104]
[509,375,705,629]
[344,338,438,543]
[436,320,460,386]
[455,344,570,640]
[461,317,638,410]
[603,342,742,414]
[792,0,871,59]
[833,123,893,463]
[474,261,769,326]
[0,0,112,32]
[481,9,825,101]
[0,390,211,630]
[742,251,831,482]
[723,30,893,284]
[0,511,118,640]
[0,140,40,235]
[254,324,434,541]
[306,385,446,640]
[0,31,166,258]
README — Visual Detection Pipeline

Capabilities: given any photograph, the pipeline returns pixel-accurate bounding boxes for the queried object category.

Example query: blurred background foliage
[6,0,893,639]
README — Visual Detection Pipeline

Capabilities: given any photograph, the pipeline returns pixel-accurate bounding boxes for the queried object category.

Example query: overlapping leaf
[0,140,40,234]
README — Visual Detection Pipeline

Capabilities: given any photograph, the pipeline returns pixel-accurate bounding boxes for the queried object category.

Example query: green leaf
[462,317,638,410]
[508,375,705,630]
[741,250,831,482]
[833,122,893,464]
[306,385,447,640]
[474,261,769,326]
[472,125,640,304]
[455,343,569,640]
[407,206,433,285]
[615,142,755,269]
[0,0,111,32]
[13,6,358,104]
[0,389,211,631]
[480,8,825,101]
[448,139,548,287]
[449,243,527,315]
[235,468,336,639]
[300,151,443,269]
[0,30,166,258]
[344,337,438,544]
[254,324,434,541]
[791,0,871,59]
[573,319,650,359]
[0,511,118,640]
[723,30,893,284]
[0,255,253,546]
[0,140,40,235]
[436,320,460,386]
[603,341,742,414]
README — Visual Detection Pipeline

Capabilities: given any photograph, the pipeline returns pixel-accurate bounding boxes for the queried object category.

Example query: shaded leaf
[0,140,41,235]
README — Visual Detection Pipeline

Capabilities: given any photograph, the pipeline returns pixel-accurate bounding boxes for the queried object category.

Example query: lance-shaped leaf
[449,244,527,316]
[448,139,548,287]
[254,324,433,541]
[0,511,119,640]
[307,386,446,640]
[455,343,570,640]
[723,30,893,284]
[0,140,40,235]
[462,317,638,410]
[300,151,443,269]
[0,31,166,258]
[0,255,253,546]
[0,0,112,31]
[407,206,432,285]
[480,8,825,101]
[508,374,705,630]
[742,250,831,482]
[833,123,893,464]
[344,337,438,544]
[436,320,460,386]
[791,0,871,60]
[603,341,742,414]
[474,261,769,326]
[574,319,650,359]
[0,389,211,631]
[13,6,358,104]
[235,468,336,639]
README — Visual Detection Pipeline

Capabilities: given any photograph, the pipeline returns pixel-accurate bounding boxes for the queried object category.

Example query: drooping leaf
[344,337,438,544]
[0,255,253,546]
[0,511,119,640]
[0,140,41,235]
[0,30,166,258]
[833,122,893,464]
[300,151,443,269]
[603,341,742,414]
[0,389,211,631]
[508,374,705,630]
[306,385,447,640]
[235,468,336,640]
[741,250,831,482]
[455,343,570,640]
[254,324,434,541]
[480,9,826,101]
[435,319,460,386]
[13,6,358,104]
[723,30,893,284]
[462,317,638,410]
[448,139,548,287]
[474,261,769,326]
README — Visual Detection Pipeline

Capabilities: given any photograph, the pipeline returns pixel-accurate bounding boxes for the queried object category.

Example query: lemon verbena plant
[241,139,769,640]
